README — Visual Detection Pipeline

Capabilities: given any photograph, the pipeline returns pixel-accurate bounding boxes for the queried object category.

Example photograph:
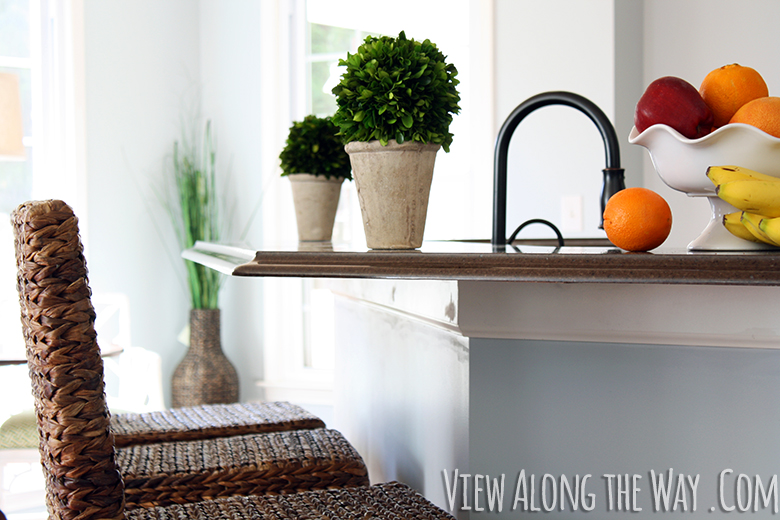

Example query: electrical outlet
[561,195,583,232]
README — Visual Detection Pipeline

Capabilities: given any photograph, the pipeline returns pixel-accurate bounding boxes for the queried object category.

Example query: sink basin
[455,238,613,248]
[511,237,612,247]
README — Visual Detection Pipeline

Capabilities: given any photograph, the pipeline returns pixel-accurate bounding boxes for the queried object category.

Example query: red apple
[634,76,714,139]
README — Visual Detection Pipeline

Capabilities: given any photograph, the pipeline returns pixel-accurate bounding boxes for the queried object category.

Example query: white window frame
[258,0,332,405]
[0,0,86,365]
[257,0,495,405]
[30,0,87,238]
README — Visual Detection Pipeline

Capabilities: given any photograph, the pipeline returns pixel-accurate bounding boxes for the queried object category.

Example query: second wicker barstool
[110,400,324,448]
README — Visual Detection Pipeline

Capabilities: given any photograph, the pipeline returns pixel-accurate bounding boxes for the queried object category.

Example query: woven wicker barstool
[11,199,372,513]
[10,197,325,448]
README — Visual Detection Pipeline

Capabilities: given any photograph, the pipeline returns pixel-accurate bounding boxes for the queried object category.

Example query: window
[0,0,34,365]
[258,2,372,405]
[258,0,492,407]
[0,0,85,381]
[0,22,88,520]
[306,23,369,117]
[0,0,33,214]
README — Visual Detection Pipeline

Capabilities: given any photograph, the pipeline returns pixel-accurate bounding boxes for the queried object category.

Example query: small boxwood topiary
[279,115,352,180]
[331,31,460,152]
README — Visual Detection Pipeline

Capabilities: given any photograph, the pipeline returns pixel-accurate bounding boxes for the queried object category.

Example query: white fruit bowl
[628,123,780,250]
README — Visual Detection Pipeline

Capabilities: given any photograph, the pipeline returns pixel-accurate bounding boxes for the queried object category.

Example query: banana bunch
[708,165,780,246]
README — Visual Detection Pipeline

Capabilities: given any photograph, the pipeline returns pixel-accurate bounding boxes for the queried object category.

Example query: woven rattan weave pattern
[111,401,325,448]
[118,428,368,510]
[125,481,455,520]
[12,200,126,520]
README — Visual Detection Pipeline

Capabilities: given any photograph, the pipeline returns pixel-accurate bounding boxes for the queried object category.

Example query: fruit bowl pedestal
[629,123,780,250]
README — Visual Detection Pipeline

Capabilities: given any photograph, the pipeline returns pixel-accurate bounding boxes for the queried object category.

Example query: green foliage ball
[331,31,461,152]
[279,115,352,180]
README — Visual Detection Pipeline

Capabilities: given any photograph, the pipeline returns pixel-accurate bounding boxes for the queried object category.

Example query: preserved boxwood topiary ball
[279,115,352,180]
[331,31,460,152]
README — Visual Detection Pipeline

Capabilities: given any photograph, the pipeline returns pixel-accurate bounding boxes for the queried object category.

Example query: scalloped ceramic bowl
[629,122,780,250]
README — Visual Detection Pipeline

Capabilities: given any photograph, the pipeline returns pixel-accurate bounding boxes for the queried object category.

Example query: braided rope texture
[126,481,455,520]
[12,200,125,520]
[111,401,325,448]
[118,428,368,509]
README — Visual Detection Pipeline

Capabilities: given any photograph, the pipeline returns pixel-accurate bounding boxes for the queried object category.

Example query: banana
[716,180,780,217]
[723,211,762,243]
[740,211,780,246]
[708,166,780,243]
[758,215,780,246]
[707,165,780,186]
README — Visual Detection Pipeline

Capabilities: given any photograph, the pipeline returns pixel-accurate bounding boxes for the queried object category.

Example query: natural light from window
[259,0,492,407]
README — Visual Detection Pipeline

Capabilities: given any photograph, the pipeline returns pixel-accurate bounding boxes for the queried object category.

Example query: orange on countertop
[729,96,780,138]
[699,63,768,128]
[603,187,672,252]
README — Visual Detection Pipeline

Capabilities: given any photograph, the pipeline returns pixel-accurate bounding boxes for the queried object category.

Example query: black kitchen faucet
[492,91,626,247]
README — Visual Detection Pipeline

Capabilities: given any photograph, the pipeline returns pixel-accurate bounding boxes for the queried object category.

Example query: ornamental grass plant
[167,120,224,309]
[331,31,461,152]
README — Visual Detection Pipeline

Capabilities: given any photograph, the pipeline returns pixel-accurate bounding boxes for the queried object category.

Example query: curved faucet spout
[492,91,625,247]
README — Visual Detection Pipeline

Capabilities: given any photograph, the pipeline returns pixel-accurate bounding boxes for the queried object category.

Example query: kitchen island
[185,241,780,519]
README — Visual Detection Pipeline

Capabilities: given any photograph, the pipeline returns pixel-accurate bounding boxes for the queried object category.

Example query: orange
[728,96,780,138]
[603,187,672,252]
[699,64,768,128]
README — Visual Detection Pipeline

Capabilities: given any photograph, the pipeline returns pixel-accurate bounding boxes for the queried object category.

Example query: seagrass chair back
[12,199,125,520]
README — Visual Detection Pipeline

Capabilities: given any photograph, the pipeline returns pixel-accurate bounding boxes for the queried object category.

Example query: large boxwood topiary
[331,31,460,152]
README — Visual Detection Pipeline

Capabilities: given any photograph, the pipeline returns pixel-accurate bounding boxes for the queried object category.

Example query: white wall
[83,0,270,406]
[493,0,780,249]
[83,0,200,406]
[642,0,780,248]
[198,1,266,401]
[494,0,644,240]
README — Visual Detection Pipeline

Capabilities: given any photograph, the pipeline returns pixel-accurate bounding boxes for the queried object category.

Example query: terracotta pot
[288,174,344,241]
[345,140,440,249]
[171,308,239,407]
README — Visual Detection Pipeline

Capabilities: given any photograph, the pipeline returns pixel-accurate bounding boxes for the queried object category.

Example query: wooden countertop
[182,239,780,286]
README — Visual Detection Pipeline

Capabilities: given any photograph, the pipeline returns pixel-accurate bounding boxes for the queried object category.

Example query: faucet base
[600,168,626,229]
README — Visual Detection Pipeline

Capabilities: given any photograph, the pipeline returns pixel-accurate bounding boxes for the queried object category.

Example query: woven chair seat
[0,402,325,451]
[111,401,325,448]
[118,428,368,510]
[126,481,455,520]
[0,410,38,449]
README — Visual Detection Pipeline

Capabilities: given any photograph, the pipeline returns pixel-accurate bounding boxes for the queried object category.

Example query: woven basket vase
[172,309,239,407]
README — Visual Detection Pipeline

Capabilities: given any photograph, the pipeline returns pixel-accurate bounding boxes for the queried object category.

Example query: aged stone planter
[288,174,344,242]
[345,140,440,249]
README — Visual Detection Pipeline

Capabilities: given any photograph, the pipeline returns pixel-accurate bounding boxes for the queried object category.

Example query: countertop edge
[184,241,780,286]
